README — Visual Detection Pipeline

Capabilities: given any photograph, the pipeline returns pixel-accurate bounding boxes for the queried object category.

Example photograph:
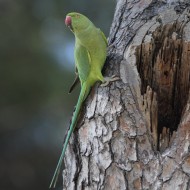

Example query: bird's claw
[100,75,120,87]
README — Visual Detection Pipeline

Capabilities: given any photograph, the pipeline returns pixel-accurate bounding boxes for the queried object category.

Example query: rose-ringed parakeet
[50,12,118,188]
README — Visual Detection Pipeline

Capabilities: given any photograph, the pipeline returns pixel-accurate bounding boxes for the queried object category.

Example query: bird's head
[65,12,91,33]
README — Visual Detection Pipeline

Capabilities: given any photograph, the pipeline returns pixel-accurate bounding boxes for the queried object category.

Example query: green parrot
[50,12,118,188]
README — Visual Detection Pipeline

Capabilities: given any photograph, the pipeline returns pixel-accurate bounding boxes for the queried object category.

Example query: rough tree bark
[63,1,190,189]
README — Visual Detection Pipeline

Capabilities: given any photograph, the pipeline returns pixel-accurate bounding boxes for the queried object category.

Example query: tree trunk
[63,1,190,189]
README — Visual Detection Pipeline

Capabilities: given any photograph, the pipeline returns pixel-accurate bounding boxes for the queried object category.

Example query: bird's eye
[76,14,80,18]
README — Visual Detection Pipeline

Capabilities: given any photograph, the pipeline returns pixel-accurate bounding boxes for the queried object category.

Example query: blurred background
[0,0,115,189]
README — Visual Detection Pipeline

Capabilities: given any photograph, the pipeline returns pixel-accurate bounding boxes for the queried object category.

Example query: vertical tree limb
[63,1,190,189]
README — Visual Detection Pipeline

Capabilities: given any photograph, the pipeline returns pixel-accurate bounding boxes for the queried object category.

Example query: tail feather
[49,82,90,188]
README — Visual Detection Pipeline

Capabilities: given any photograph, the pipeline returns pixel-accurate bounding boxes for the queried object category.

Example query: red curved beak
[65,16,73,31]
[65,16,71,26]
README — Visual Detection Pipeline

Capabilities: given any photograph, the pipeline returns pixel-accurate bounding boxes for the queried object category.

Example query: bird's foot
[100,75,120,87]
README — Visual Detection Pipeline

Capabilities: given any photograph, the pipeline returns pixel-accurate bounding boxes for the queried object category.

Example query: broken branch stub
[136,17,190,151]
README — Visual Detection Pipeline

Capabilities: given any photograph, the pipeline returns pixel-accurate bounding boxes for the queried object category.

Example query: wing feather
[74,42,91,84]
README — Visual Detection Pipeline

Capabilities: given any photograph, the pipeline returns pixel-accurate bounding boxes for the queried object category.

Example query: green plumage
[49,12,107,188]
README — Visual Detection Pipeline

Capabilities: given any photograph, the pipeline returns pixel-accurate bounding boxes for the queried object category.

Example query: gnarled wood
[63,1,190,189]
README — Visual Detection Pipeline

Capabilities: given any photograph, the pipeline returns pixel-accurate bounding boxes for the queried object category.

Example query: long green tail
[49,82,90,188]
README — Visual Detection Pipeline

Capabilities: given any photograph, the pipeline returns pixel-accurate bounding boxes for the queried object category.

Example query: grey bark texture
[63,0,190,189]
